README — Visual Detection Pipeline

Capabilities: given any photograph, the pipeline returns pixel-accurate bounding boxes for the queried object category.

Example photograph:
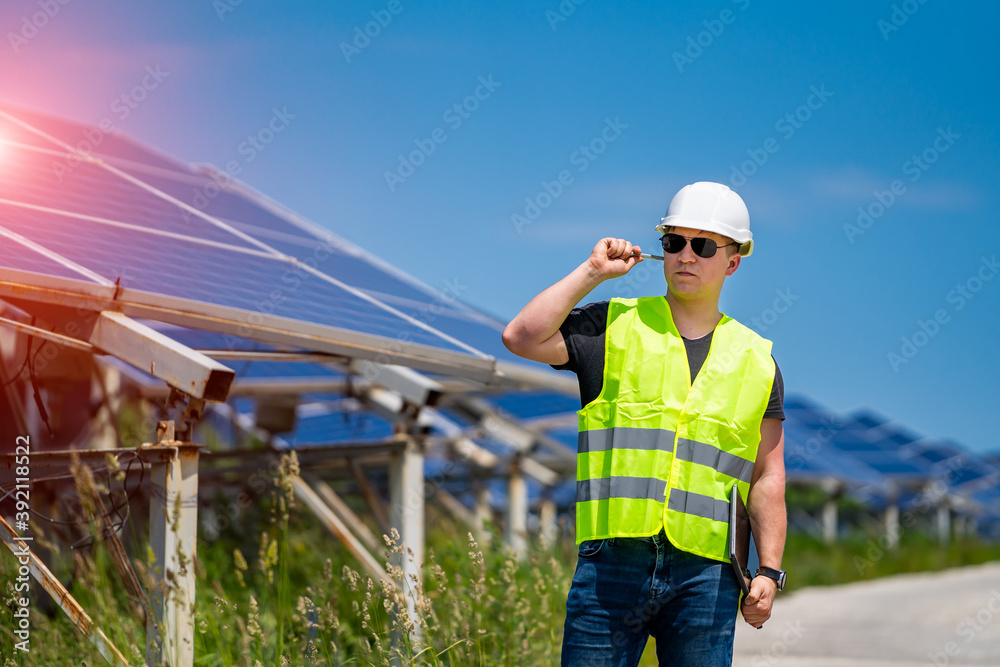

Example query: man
[501,182,786,666]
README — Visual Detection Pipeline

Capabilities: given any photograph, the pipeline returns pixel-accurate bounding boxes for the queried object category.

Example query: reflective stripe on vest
[575,296,775,563]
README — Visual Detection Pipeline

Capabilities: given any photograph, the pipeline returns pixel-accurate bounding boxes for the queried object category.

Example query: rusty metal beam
[0,313,96,352]
[0,515,130,666]
[310,477,382,555]
[349,459,391,538]
[90,311,234,402]
[291,475,389,582]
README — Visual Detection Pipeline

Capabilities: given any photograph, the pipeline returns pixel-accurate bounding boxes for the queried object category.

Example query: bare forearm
[748,472,786,570]
[503,260,604,348]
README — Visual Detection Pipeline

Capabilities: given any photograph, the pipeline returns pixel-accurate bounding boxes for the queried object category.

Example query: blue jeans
[561,528,741,667]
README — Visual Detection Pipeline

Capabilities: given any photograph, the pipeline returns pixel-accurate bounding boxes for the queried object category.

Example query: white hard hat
[654,182,753,257]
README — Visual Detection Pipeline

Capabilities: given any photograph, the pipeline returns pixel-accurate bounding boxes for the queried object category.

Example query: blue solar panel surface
[0,109,527,363]
[0,229,100,280]
[0,145,261,249]
[0,206,475,353]
[1,105,189,171]
[486,391,581,420]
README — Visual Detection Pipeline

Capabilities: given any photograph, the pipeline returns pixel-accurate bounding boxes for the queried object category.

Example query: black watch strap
[755,566,786,591]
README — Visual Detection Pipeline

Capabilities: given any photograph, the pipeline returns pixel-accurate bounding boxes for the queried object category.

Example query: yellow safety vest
[576,296,775,562]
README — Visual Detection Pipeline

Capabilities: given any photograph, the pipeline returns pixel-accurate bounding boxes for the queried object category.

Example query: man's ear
[726,253,741,276]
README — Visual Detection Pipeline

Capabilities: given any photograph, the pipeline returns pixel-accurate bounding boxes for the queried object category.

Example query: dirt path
[733,561,1000,667]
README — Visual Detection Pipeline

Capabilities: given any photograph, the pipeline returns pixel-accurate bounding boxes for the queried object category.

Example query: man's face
[661,226,741,299]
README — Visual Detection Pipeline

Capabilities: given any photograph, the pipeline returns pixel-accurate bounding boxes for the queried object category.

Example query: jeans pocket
[578,538,612,558]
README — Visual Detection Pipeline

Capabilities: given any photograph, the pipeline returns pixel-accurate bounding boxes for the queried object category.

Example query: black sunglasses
[659,233,738,258]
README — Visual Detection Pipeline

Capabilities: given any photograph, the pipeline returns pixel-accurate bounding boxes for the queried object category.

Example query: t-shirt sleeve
[549,301,609,374]
[763,356,785,421]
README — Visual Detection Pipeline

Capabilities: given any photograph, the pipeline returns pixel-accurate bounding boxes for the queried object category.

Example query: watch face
[778,570,787,591]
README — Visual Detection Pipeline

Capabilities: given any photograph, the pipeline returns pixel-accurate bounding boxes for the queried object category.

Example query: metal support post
[936,503,951,547]
[388,436,425,641]
[539,497,557,549]
[884,501,900,550]
[506,462,528,559]
[474,483,493,543]
[143,429,201,667]
[822,498,838,544]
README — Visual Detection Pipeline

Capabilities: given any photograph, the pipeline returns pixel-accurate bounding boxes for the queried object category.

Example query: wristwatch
[755,566,787,591]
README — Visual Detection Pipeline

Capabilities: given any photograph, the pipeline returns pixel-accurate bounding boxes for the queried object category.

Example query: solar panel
[0,105,189,172]
[284,410,395,445]
[0,144,262,250]
[115,166,318,241]
[0,228,102,280]
[0,108,533,379]
[0,205,480,353]
[486,391,581,420]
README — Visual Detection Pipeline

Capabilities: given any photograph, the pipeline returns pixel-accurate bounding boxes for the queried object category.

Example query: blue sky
[1,0,998,453]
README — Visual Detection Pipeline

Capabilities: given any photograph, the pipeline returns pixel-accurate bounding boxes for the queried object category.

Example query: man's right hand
[502,237,642,366]
[588,237,643,280]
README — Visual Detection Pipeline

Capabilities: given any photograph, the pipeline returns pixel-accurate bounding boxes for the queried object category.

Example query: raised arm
[501,238,643,365]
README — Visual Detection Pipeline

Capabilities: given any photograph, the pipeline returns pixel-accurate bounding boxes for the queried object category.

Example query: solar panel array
[0,105,526,374]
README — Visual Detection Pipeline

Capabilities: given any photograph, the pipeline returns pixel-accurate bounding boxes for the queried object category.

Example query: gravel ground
[732,561,1000,667]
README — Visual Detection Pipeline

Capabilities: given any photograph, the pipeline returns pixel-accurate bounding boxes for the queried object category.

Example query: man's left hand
[740,575,777,628]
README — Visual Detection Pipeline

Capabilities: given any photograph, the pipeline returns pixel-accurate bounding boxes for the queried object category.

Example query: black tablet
[728,484,758,597]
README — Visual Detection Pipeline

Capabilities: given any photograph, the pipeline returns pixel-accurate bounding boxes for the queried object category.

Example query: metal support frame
[538,497,557,549]
[142,428,201,667]
[822,498,838,544]
[0,515,129,665]
[349,458,391,538]
[291,475,389,582]
[431,488,484,541]
[310,476,382,555]
[883,500,900,550]
[389,436,425,639]
[936,502,951,546]
[91,311,235,402]
[506,461,528,559]
[474,484,493,539]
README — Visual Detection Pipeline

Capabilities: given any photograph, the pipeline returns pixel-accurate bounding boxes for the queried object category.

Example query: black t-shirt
[550,300,785,420]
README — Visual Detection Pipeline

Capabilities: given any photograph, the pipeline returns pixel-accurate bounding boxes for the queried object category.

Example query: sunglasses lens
[661,234,686,253]
[691,238,718,258]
